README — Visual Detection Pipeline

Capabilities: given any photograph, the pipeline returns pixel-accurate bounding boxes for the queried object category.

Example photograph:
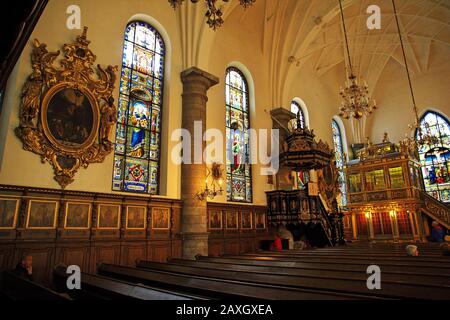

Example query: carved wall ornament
[15,27,118,188]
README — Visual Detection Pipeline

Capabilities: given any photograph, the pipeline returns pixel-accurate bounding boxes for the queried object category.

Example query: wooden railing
[348,187,419,204]
[419,190,450,229]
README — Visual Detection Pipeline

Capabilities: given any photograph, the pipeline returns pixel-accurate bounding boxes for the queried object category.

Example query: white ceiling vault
[191,0,450,108]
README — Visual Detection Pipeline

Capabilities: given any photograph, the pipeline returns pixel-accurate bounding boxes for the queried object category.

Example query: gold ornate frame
[255,212,266,229]
[0,198,20,230]
[16,27,117,188]
[126,205,147,230]
[97,204,121,230]
[208,210,223,230]
[64,201,92,230]
[40,83,100,153]
[241,211,253,230]
[225,211,238,230]
[151,207,170,230]
[26,199,59,230]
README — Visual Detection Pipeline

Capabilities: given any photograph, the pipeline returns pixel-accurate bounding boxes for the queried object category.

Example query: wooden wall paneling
[55,241,91,272]
[148,240,171,263]
[0,185,270,275]
[0,244,15,270]
[208,238,224,257]
[90,241,121,273]
[120,241,147,266]
[223,236,240,255]
[171,239,183,259]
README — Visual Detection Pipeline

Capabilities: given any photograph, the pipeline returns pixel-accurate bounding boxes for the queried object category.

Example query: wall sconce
[195,163,224,201]
[365,212,371,219]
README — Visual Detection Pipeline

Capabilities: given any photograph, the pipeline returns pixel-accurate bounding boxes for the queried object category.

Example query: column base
[182,232,209,259]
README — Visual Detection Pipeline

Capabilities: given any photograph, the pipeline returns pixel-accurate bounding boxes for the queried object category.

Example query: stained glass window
[226,67,252,203]
[291,101,307,189]
[112,21,165,194]
[332,120,348,207]
[291,101,305,129]
[417,111,450,203]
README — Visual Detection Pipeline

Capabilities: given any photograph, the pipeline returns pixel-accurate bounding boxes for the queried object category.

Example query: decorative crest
[16,27,118,188]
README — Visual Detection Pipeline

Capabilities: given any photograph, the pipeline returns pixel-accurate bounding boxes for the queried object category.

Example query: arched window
[332,119,348,207]
[112,21,165,194]
[290,100,308,189]
[291,100,305,129]
[225,67,252,203]
[417,111,450,203]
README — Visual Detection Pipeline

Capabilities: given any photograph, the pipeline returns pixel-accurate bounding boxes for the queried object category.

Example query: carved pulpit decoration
[317,161,340,210]
[15,27,118,188]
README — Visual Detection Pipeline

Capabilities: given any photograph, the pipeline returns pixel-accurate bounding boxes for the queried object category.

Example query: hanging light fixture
[169,0,256,31]
[337,0,377,120]
[392,0,437,148]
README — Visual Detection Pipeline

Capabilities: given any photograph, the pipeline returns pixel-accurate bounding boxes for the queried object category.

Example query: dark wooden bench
[53,265,200,300]
[136,260,450,299]
[249,253,450,264]
[98,262,376,300]
[197,256,450,277]
[235,254,450,268]
[167,258,450,287]
[0,270,71,301]
[262,249,447,258]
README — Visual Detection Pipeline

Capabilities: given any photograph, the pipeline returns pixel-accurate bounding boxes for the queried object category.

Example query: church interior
[0,0,449,302]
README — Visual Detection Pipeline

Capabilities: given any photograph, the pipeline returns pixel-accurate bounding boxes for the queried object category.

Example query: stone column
[180,67,219,259]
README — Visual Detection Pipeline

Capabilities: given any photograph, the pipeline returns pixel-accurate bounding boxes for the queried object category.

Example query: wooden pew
[166,258,450,287]
[264,248,447,257]
[317,246,446,254]
[0,271,71,301]
[98,262,376,300]
[136,260,450,299]
[249,252,450,263]
[53,265,200,300]
[236,253,450,268]
[197,256,450,277]
[271,245,447,256]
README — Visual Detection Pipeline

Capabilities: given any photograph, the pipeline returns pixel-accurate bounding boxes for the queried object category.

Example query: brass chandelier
[169,0,256,30]
[338,0,377,120]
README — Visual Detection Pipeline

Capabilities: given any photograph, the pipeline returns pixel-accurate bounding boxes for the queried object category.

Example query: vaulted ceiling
[220,0,450,106]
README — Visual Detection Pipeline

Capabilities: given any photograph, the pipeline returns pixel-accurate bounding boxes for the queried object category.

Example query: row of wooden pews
[0,271,71,300]
[53,265,204,300]
[2,243,449,300]
[91,243,449,300]
[97,262,367,300]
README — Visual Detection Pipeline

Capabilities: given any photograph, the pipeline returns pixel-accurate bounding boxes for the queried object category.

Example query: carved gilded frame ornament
[15,27,118,188]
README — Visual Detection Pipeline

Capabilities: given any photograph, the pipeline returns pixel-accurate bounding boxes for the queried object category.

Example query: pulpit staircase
[419,190,450,230]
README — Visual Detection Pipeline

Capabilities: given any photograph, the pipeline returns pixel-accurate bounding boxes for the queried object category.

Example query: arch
[112,20,167,195]
[416,110,450,203]
[227,61,256,118]
[291,97,310,128]
[332,117,348,207]
[225,65,253,203]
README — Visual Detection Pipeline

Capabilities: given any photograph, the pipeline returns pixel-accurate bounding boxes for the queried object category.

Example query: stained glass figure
[112,21,165,194]
[226,67,252,202]
[417,111,450,203]
[332,120,348,207]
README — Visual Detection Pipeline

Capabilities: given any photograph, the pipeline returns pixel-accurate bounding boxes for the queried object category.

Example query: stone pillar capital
[181,67,220,91]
